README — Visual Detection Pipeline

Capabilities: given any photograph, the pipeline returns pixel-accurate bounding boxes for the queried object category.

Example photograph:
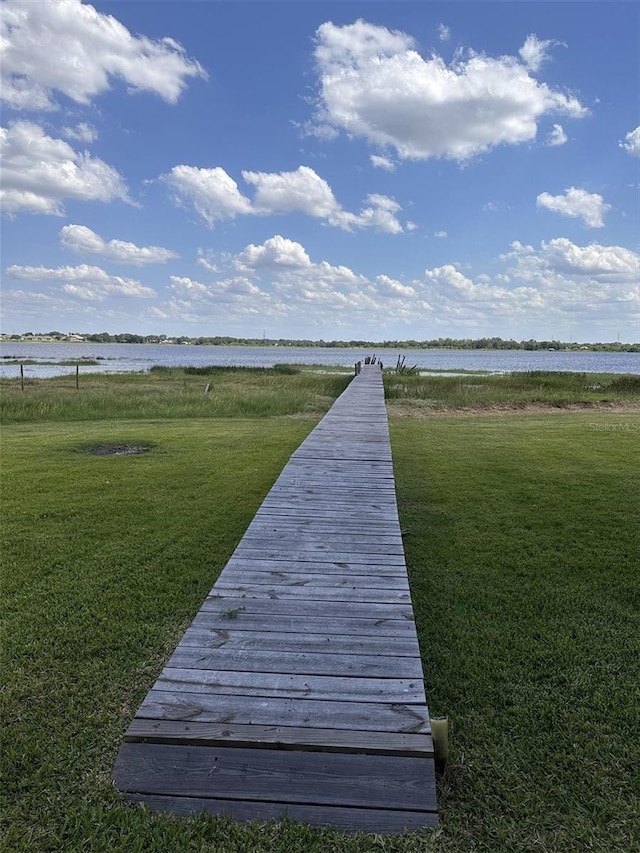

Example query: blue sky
[1,0,639,341]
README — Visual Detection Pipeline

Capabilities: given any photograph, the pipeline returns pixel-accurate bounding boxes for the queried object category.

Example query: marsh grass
[384,370,640,411]
[0,366,351,424]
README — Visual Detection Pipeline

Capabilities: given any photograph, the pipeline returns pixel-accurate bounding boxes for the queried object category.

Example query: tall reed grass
[0,366,351,424]
[383,370,640,410]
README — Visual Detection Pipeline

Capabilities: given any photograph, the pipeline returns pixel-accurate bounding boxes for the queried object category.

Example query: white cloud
[424,265,476,295]
[375,274,416,298]
[536,187,611,228]
[619,126,640,157]
[162,165,252,225]
[170,274,261,302]
[1,0,206,110]
[243,166,404,233]
[546,124,567,146]
[483,201,511,213]
[62,122,98,143]
[495,237,639,324]
[235,235,312,271]
[334,194,404,234]
[310,20,587,161]
[95,231,635,337]
[539,238,639,278]
[370,154,396,171]
[169,275,211,299]
[0,121,130,216]
[417,237,638,333]
[5,263,156,299]
[438,24,451,43]
[165,163,406,233]
[233,235,368,307]
[60,224,178,265]
[518,35,559,72]
[243,165,339,219]
[434,230,448,238]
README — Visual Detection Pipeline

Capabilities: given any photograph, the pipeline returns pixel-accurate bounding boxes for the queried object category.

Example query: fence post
[20,363,24,391]
[76,365,79,390]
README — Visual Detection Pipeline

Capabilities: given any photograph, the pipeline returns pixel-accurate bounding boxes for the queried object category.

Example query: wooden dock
[113,365,438,833]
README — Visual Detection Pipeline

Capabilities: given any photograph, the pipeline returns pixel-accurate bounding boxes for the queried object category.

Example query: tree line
[5,332,639,352]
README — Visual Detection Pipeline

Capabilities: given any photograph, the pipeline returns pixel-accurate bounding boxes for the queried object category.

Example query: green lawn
[390,413,639,852]
[1,370,638,852]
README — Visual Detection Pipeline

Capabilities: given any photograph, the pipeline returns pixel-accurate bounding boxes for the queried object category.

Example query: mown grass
[2,369,639,851]
[390,413,639,851]
[384,370,640,411]
[0,366,351,424]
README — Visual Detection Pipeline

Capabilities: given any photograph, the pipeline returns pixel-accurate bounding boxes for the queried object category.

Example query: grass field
[0,365,351,424]
[1,368,639,852]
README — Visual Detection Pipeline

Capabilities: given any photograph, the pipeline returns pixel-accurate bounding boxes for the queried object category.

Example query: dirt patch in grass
[82,444,154,456]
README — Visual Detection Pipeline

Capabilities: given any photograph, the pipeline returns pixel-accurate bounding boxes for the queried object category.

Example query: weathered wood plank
[219,569,409,589]
[200,596,414,620]
[153,668,426,703]
[230,549,406,565]
[252,502,397,524]
[125,793,438,833]
[177,628,420,658]
[224,556,407,576]
[246,515,400,526]
[166,647,423,678]
[124,719,432,757]
[234,541,405,557]
[189,611,417,638]
[212,583,410,604]
[137,690,431,733]
[256,500,398,515]
[114,743,436,812]
[242,527,403,540]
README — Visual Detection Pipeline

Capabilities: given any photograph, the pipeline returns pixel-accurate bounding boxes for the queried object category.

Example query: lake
[0,341,638,378]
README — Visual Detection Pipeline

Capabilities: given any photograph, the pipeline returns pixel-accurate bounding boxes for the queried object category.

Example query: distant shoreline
[1,335,638,353]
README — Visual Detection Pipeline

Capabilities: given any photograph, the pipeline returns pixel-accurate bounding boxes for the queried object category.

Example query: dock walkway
[113,365,438,833]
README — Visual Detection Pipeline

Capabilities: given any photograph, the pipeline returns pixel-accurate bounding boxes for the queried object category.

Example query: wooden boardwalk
[113,365,438,833]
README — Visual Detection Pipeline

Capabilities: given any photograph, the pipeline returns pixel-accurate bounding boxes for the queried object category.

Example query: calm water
[0,342,638,378]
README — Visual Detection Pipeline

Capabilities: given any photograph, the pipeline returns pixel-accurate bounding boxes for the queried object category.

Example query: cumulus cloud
[434,230,448,238]
[619,126,640,157]
[424,264,476,296]
[164,163,406,233]
[309,20,587,161]
[243,165,339,219]
[536,187,611,228]
[518,34,559,71]
[234,235,367,295]
[62,122,98,143]
[235,235,312,270]
[334,194,404,234]
[0,121,130,216]
[162,165,252,225]
[375,274,416,298]
[546,124,567,146]
[5,263,156,299]
[60,224,178,265]
[438,24,451,42]
[1,0,206,110]
[370,154,396,171]
[539,238,639,279]
[170,274,261,302]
